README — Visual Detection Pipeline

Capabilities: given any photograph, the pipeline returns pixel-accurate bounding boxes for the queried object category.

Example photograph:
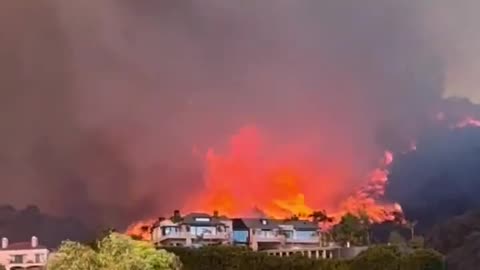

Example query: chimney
[1,237,8,249]
[31,236,38,248]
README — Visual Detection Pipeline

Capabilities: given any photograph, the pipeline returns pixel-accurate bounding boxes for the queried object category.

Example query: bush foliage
[167,245,444,270]
[48,233,180,270]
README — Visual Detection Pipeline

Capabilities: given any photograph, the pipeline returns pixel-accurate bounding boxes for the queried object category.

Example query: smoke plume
[386,121,480,231]
[0,0,478,230]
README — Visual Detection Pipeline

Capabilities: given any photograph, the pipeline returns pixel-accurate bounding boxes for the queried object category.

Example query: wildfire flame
[127,115,480,240]
[125,219,155,241]
[183,125,401,223]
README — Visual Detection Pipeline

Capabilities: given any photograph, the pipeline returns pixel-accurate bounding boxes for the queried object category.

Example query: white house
[152,212,232,247]
[0,236,49,270]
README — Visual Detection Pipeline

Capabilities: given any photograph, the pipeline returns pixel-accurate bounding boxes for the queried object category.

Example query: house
[232,218,321,251]
[152,212,232,247]
[0,236,49,270]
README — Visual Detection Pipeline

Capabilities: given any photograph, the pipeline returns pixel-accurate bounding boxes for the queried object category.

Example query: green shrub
[400,249,444,270]
[350,246,401,270]
[167,245,445,270]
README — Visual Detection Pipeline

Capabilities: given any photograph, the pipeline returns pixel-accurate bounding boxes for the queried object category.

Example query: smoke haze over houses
[0,0,479,238]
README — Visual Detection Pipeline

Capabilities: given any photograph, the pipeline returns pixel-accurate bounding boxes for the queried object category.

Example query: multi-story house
[0,236,49,270]
[152,212,232,247]
[232,218,321,251]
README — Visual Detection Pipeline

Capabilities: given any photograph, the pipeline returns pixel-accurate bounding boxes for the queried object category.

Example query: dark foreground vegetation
[166,245,444,270]
[427,210,480,270]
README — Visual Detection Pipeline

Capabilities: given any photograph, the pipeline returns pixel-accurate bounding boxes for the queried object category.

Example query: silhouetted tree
[309,210,333,224]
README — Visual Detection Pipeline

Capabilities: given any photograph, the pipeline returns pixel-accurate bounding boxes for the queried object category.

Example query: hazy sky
[422,0,480,104]
[0,1,479,229]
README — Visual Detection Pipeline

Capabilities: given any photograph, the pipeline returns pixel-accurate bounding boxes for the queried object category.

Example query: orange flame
[125,219,155,240]
[127,115,480,240]
[183,125,402,224]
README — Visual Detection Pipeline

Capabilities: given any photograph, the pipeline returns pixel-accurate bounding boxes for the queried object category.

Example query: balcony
[158,232,190,241]
[252,234,284,243]
[158,232,230,242]
[201,232,230,240]
[285,236,320,244]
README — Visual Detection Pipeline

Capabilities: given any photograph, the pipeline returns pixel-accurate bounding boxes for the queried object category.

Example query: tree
[309,210,333,224]
[350,246,401,270]
[389,231,407,246]
[47,241,99,270]
[358,211,372,245]
[400,249,444,270]
[333,213,368,246]
[406,220,418,240]
[48,233,180,270]
[409,236,425,249]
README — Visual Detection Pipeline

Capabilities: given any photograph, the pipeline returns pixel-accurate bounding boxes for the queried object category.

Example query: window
[11,255,24,264]
[194,217,211,222]
[233,230,248,243]
[35,253,44,263]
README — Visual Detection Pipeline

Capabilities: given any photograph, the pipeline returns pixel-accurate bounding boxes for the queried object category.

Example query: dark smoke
[0,205,92,248]
[386,120,480,231]
[0,0,479,233]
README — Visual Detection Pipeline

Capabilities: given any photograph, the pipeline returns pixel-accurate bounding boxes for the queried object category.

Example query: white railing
[159,232,230,241]
[285,236,320,244]
[253,234,284,242]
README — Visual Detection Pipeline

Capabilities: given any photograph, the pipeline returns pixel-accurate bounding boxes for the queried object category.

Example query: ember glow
[456,117,480,128]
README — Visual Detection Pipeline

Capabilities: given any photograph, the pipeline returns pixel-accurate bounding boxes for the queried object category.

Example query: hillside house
[232,218,321,251]
[152,212,232,247]
[0,236,49,270]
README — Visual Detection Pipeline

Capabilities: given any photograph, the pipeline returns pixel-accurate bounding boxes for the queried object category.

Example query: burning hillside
[127,125,404,239]
[127,115,480,240]
[183,125,401,223]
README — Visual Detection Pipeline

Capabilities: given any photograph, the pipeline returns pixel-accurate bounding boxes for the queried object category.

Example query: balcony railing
[285,236,320,244]
[157,232,230,241]
[253,234,284,242]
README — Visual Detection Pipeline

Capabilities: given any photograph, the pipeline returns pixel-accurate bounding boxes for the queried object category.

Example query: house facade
[151,212,232,247]
[232,218,322,251]
[0,237,49,270]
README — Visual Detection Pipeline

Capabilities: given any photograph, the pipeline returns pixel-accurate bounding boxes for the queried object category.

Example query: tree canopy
[333,213,370,246]
[47,233,180,270]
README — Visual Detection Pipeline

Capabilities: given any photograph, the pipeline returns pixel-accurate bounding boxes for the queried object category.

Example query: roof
[233,218,318,231]
[181,213,225,226]
[233,218,281,230]
[284,220,318,231]
[1,242,47,251]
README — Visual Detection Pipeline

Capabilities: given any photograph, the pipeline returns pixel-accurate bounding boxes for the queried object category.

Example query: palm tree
[406,220,418,240]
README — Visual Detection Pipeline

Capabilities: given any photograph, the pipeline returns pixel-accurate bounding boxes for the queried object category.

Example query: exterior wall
[0,248,48,270]
[153,223,231,247]
[248,228,320,251]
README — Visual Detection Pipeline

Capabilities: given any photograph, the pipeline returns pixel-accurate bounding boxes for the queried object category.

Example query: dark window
[35,253,42,263]
[11,255,24,263]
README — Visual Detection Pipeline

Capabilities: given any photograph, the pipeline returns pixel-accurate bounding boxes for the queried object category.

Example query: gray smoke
[0,0,477,230]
